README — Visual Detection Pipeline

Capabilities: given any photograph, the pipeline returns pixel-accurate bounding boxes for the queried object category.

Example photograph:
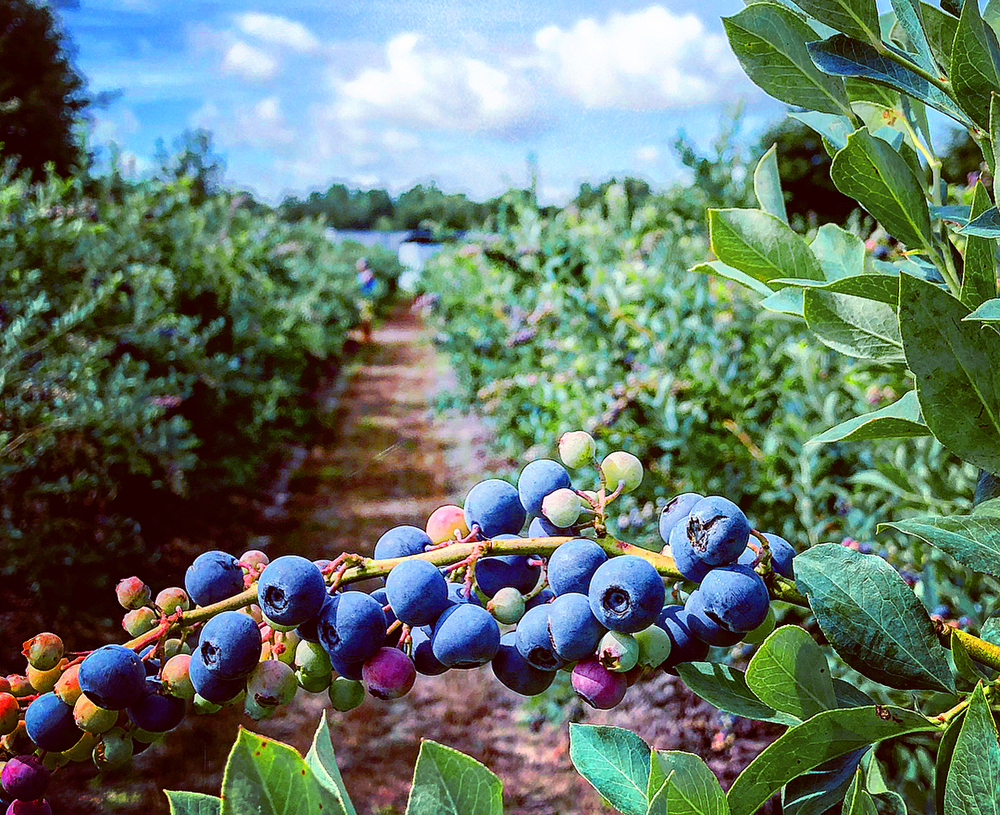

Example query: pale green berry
[598,631,639,672]
[122,607,158,637]
[73,695,118,734]
[193,694,222,715]
[600,451,643,494]
[64,731,99,762]
[247,661,297,710]
[328,677,365,712]
[542,488,583,528]
[295,640,332,675]
[741,606,776,645]
[94,728,132,770]
[296,668,332,693]
[559,431,596,469]
[487,587,526,625]
[132,728,165,744]
[155,586,190,616]
[244,694,276,721]
[263,611,296,633]
[633,624,672,669]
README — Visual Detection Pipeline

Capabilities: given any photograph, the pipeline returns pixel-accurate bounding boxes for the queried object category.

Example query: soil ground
[33,302,780,814]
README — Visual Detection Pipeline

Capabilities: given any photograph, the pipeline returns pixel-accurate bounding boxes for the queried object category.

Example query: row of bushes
[0,167,401,592]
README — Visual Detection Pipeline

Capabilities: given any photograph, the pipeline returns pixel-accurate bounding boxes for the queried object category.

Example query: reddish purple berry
[362,648,416,700]
[1,755,49,801]
[571,658,627,709]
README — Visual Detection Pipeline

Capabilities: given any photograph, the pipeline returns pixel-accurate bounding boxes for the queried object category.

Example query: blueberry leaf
[754,144,788,225]
[791,0,880,44]
[647,750,729,815]
[709,209,824,285]
[676,662,801,726]
[164,791,221,815]
[960,182,996,311]
[882,514,1000,578]
[807,390,928,445]
[781,748,869,815]
[305,715,357,815]
[964,298,1000,322]
[746,625,837,720]
[570,724,650,815]
[405,740,503,815]
[943,683,1000,814]
[803,288,905,361]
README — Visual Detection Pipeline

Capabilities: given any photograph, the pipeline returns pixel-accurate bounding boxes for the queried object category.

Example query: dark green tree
[0,0,88,179]
[155,128,226,202]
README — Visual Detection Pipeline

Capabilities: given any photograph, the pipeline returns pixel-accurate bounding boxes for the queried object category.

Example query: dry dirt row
[50,303,779,814]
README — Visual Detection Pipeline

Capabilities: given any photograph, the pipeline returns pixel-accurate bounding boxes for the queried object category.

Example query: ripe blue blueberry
[197,611,262,679]
[668,523,711,583]
[188,651,246,704]
[475,555,540,597]
[1,755,49,801]
[318,591,387,664]
[588,555,665,633]
[657,493,703,545]
[446,582,482,606]
[410,626,448,676]
[24,693,81,752]
[547,538,607,596]
[184,550,244,607]
[528,515,573,538]
[374,525,432,560]
[517,459,571,516]
[547,592,605,662]
[699,564,770,633]
[370,588,401,646]
[683,591,743,647]
[514,604,566,671]
[463,479,526,538]
[491,632,556,696]
[79,644,147,710]
[126,678,186,732]
[655,605,710,673]
[736,533,795,579]
[257,556,327,628]
[684,496,751,566]
[525,587,555,610]
[385,559,450,625]
[431,604,500,668]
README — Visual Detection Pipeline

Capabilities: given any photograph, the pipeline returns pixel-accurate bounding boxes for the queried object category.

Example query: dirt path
[50,302,779,814]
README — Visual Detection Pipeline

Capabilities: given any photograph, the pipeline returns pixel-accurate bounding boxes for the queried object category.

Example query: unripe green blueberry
[155,587,190,616]
[295,669,332,693]
[116,577,151,610]
[328,677,365,712]
[122,607,157,638]
[559,431,596,469]
[192,694,222,715]
[132,728,165,744]
[93,728,132,770]
[244,694,276,721]
[262,612,296,633]
[272,630,301,667]
[23,633,64,671]
[54,663,82,706]
[246,661,297,711]
[162,638,188,660]
[43,750,70,771]
[1,720,32,754]
[600,451,643,494]
[295,640,332,676]
[741,606,776,645]
[7,675,31,697]
[487,586,526,625]
[0,692,18,735]
[161,655,195,700]
[542,488,583,528]
[598,631,639,672]
[633,624,672,669]
[64,731,99,762]
[73,695,117,734]
[27,659,67,694]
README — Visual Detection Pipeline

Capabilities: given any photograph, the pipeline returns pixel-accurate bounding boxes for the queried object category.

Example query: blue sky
[62,1,798,204]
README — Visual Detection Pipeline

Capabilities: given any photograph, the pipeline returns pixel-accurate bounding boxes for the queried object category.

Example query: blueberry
[657,493,703,546]
[517,459,571,516]
[525,587,555,610]
[24,693,81,752]
[6,800,53,815]
[571,658,627,709]
[431,604,501,668]
[386,559,450,625]
[410,626,448,676]
[185,551,244,607]
[475,555,540,597]
[1,755,49,801]
[547,592,605,662]
[446,582,482,606]
[79,644,147,710]
[318,591,387,664]
[257,556,327,628]
[588,555,664,633]
[547,538,607,596]
[491,632,556,696]
[328,652,365,682]
[296,594,332,644]
[683,590,743,646]
[328,677,365,712]
[374,526,432,560]
[463,479,526,538]
[656,605,709,673]
[246,661,297,712]
[362,648,416,700]
[932,603,951,619]
[668,523,711,583]
[197,611,262,679]
[764,534,796,578]
[684,496,750,566]
[187,651,246,704]
[126,678,186,732]
[528,516,573,538]
[370,588,401,646]
[514,604,566,671]
[700,564,770,633]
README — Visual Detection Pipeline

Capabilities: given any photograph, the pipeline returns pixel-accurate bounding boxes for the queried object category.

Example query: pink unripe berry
[426,504,470,544]
[53,663,82,706]
[22,634,63,672]
[246,661,297,710]
[1,754,49,801]
[161,655,195,700]
[240,550,270,574]
[571,658,627,709]
[0,677,10,694]
[116,577,151,610]
[122,607,157,637]
[362,648,416,700]
[6,799,53,815]
[154,587,190,616]
[0,694,18,736]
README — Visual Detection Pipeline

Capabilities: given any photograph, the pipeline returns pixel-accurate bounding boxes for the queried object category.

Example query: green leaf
[808,390,929,444]
[709,209,824,285]
[220,727,346,815]
[809,223,866,280]
[936,713,965,815]
[830,127,935,251]
[803,288,905,361]
[890,0,940,71]
[773,274,901,306]
[899,273,1000,475]
[960,182,997,310]
[781,749,869,815]
[833,679,875,709]
[844,768,878,815]
[305,715,356,815]
[933,204,973,227]
[992,93,1000,196]
[745,626,837,721]
[951,0,1000,129]
[762,287,805,317]
[790,111,855,152]
[726,706,941,815]
[690,260,775,296]
[675,662,801,726]
[570,724,650,815]
[754,144,788,224]
[965,297,1000,321]
[944,683,1000,814]
[958,207,1000,236]
[723,3,852,116]
[791,0,880,44]
[882,513,1000,578]
[405,740,503,815]
[164,792,221,815]
[647,751,728,815]
[808,36,974,127]
[921,3,961,76]
[795,544,956,692]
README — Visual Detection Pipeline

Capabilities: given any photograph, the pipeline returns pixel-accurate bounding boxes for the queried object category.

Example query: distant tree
[0,0,88,179]
[155,128,226,202]
[573,177,651,218]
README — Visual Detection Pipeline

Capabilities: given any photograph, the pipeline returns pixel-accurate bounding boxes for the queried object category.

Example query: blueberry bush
[5,0,1000,813]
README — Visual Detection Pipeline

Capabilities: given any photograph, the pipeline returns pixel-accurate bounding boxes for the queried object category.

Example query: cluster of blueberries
[1,432,793,814]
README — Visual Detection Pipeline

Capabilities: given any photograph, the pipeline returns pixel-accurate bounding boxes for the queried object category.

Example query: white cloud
[535,6,742,108]
[191,97,294,148]
[235,13,319,53]
[635,145,660,163]
[221,40,279,81]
